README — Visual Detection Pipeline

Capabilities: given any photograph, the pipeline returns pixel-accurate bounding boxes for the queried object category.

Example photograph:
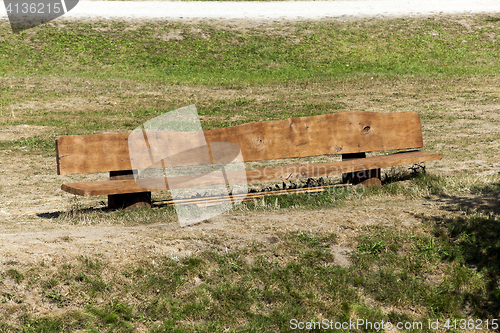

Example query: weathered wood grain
[56,111,424,175]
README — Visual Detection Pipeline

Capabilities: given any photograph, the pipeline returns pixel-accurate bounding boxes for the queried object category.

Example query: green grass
[1,17,499,84]
[0,16,498,151]
[1,15,499,154]
[0,135,57,152]
[5,269,24,284]
[3,217,499,332]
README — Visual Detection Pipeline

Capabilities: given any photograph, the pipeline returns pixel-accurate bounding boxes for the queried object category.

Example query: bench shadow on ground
[36,206,109,220]
[417,181,500,317]
[37,211,63,219]
[36,166,427,220]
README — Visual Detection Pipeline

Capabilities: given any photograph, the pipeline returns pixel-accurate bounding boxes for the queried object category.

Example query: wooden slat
[57,133,131,175]
[61,150,441,196]
[205,111,423,163]
[56,111,424,175]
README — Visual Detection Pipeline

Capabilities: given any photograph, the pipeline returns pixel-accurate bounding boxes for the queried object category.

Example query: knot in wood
[254,137,264,146]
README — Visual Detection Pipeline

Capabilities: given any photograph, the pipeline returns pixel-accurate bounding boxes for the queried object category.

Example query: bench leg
[342,153,382,187]
[108,192,152,210]
[108,170,152,210]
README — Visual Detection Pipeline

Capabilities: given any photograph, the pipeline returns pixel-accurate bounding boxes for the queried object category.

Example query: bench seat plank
[61,150,441,197]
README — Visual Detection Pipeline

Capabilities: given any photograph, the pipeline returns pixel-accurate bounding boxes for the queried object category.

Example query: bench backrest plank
[56,111,423,175]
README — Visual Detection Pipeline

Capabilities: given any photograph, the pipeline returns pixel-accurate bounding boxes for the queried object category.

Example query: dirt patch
[155,27,210,41]
[0,194,459,267]
[331,245,353,267]
[0,125,52,141]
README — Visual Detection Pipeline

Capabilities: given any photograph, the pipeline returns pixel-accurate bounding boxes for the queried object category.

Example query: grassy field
[0,14,500,332]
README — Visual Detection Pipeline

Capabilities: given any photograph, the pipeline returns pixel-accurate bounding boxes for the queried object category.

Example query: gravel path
[1,0,500,21]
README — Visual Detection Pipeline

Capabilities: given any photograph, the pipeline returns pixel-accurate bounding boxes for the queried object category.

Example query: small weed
[414,173,445,195]
[297,231,321,247]
[79,256,104,271]
[412,236,447,262]
[357,240,387,257]
[42,277,59,289]
[88,301,134,331]
[45,290,70,307]
[84,276,109,296]
[2,292,15,302]
[6,268,24,284]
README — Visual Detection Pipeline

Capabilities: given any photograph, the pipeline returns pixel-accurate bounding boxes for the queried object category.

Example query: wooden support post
[342,153,381,187]
[108,170,152,209]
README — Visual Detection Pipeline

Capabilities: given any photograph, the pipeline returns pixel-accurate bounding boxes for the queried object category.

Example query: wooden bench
[56,111,442,209]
